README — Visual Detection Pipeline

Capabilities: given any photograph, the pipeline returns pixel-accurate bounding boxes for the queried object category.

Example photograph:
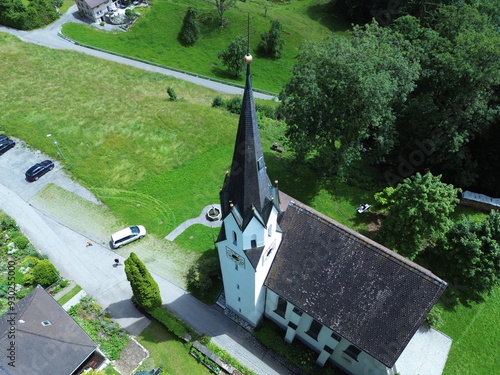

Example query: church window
[344,345,361,361]
[238,297,241,302]
[232,231,237,246]
[237,284,240,289]
[268,225,273,237]
[274,297,287,318]
[251,234,257,248]
[306,319,322,341]
[331,332,341,342]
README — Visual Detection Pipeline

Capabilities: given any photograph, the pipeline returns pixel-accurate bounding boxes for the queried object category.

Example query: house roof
[0,285,98,375]
[265,201,447,368]
[83,0,110,8]
[219,63,279,229]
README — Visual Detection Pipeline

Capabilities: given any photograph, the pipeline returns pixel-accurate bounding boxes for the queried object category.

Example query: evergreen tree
[124,252,162,311]
[178,7,200,46]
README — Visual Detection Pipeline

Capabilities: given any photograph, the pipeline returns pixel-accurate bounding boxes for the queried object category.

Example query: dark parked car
[0,135,8,142]
[25,160,54,182]
[0,139,15,155]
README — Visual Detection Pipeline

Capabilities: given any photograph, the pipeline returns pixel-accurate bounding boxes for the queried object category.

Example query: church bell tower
[216,54,282,327]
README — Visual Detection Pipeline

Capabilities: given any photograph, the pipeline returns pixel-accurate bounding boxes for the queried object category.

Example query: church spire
[220,56,279,228]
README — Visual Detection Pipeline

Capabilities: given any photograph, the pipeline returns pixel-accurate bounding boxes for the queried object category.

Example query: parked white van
[111,225,146,249]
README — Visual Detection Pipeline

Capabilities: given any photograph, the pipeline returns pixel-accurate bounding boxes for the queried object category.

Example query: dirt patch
[114,338,149,375]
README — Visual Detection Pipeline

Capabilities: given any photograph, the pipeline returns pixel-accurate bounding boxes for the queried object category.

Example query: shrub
[13,235,29,250]
[186,256,220,294]
[212,96,224,108]
[167,86,177,101]
[425,305,444,328]
[0,217,18,231]
[225,97,242,114]
[150,306,196,341]
[32,259,59,287]
[17,286,34,299]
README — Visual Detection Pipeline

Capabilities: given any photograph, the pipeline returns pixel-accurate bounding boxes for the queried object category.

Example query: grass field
[1,15,498,374]
[62,0,349,93]
[137,319,212,375]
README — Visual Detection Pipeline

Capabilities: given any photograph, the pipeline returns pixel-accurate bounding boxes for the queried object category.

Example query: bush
[226,97,242,114]
[211,96,224,108]
[186,256,220,294]
[167,86,177,101]
[13,235,29,250]
[0,217,18,231]
[32,259,59,287]
[150,306,196,341]
[425,305,444,328]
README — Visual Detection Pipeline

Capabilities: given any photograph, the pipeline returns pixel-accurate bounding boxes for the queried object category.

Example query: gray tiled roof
[83,0,109,8]
[265,201,447,367]
[0,285,98,375]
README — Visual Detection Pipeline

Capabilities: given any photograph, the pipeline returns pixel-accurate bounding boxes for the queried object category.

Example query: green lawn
[57,285,83,305]
[136,319,212,375]
[62,0,349,93]
[440,287,500,375]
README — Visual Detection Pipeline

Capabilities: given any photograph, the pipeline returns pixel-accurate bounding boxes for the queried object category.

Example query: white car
[111,225,146,249]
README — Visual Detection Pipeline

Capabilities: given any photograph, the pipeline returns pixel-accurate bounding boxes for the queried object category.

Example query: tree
[279,22,420,175]
[375,172,460,260]
[389,7,500,188]
[178,7,200,46]
[124,252,162,311]
[217,36,247,78]
[211,0,235,27]
[429,211,500,300]
[257,19,285,58]
[32,259,59,287]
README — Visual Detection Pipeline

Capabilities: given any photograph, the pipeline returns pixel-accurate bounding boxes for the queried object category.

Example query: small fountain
[206,205,221,221]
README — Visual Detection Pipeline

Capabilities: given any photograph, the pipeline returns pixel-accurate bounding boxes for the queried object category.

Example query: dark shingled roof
[0,285,98,375]
[220,64,279,229]
[265,201,447,368]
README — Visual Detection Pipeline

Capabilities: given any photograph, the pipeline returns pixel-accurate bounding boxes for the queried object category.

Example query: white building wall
[217,208,281,326]
[265,289,391,375]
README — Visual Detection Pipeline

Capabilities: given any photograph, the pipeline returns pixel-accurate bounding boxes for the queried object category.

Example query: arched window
[232,231,237,246]
[268,224,273,237]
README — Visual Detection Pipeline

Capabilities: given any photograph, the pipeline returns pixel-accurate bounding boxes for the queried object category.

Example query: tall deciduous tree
[279,23,420,175]
[211,0,235,27]
[124,252,162,311]
[430,211,500,300]
[375,172,460,260]
[178,7,200,46]
[390,6,500,188]
[217,36,247,78]
[258,19,285,58]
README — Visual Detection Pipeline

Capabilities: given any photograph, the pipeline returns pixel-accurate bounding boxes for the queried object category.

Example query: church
[216,55,452,375]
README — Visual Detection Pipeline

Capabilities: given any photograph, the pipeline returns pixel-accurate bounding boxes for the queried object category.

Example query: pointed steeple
[220,56,279,228]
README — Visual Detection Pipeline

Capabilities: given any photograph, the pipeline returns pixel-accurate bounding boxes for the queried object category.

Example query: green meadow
[62,0,349,93]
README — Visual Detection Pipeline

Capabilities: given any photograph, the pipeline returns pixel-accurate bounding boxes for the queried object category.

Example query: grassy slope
[0,18,498,373]
[62,0,348,93]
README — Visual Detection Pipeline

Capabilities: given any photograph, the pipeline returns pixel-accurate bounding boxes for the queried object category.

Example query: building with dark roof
[216,55,452,375]
[0,285,104,375]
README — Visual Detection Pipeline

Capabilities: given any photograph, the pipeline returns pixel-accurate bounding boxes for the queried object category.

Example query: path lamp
[46,134,66,159]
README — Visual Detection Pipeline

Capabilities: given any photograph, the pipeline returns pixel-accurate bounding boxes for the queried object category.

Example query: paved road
[0,5,278,101]
[0,152,292,374]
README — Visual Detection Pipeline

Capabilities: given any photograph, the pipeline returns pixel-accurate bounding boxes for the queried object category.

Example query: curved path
[0,5,278,100]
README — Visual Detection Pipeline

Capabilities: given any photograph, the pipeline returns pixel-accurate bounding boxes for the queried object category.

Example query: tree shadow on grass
[186,248,222,305]
[306,2,351,32]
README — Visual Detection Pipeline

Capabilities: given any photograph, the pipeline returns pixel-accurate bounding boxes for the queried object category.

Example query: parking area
[0,137,99,204]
